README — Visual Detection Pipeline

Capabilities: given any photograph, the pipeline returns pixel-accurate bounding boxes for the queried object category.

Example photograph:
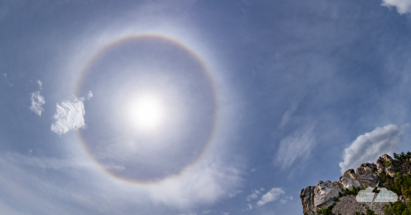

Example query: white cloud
[147,158,241,209]
[247,203,252,210]
[29,91,45,116]
[257,188,285,206]
[37,80,43,89]
[339,124,404,174]
[86,91,93,100]
[275,123,316,169]
[381,0,411,14]
[247,193,258,201]
[246,189,261,201]
[278,104,297,129]
[228,190,242,198]
[51,98,86,135]
[3,73,6,78]
[280,199,287,204]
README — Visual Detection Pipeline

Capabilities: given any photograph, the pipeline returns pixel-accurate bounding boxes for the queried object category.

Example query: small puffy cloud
[3,73,6,78]
[246,189,261,201]
[275,123,316,169]
[228,190,242,198]
[247,193,258,201]
[257,188,285,206]
[280,199,287,204]
[37,80,42,89]
[381,0,411,14]
[51,98,86,135]
[247,203,252,210]
[86,91,93,100]
[29,91,45,116]
[339,124,404,174]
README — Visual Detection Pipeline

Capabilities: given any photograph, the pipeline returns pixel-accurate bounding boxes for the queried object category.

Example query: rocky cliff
[300,153,411,215]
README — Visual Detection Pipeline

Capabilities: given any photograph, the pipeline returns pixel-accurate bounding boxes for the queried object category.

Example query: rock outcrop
[331,195,367,215]
[376,154,396,177]
[300,165,381,214]
[300,154,405,215]
[300,186,316,215]
[314,181,341,208]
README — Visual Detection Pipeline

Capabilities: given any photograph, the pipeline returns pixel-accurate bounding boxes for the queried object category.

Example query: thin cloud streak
[275,123,316,169]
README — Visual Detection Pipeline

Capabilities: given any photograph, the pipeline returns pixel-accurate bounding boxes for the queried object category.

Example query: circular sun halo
[128,95,165,131]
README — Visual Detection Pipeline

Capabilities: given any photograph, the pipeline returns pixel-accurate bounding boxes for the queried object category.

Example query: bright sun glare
[128,95,165,131]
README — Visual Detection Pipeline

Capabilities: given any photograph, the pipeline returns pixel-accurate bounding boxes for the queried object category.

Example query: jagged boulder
[300,186,316,215]
[376,154,396,177]
[355,163,380,187]
[339,169,362,190]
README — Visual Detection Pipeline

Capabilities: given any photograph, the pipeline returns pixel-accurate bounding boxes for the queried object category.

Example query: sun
[128,95,165,131]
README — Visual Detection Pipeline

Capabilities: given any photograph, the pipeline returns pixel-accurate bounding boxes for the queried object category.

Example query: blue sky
[1,0,411,214]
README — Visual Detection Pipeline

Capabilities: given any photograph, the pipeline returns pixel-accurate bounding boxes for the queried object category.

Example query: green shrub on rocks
[317,203,335,215]
[384,201,407,215]
[379,171,387,183]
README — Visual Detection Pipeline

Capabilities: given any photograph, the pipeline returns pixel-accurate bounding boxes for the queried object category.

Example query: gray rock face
[300,159,386,214]
[300,186,316,215]
[339,169,363,190]
[332,195,367,215]
[314,180,341,207]
[332,195,387,215]
[300,180,342,214]
[376,154,396,177]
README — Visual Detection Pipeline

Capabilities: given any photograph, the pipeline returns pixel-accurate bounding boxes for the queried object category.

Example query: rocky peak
[376,154,396,177]
[300,155,396,215]
[356,163,374,176]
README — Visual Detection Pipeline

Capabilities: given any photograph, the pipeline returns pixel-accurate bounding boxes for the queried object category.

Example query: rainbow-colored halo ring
[75,34,218,184]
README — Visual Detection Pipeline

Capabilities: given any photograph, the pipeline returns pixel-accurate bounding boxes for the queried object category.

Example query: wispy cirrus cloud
[339,124,406,174]
[275,123,316,169]
[278,103,298,129]
[51,92,92,135]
